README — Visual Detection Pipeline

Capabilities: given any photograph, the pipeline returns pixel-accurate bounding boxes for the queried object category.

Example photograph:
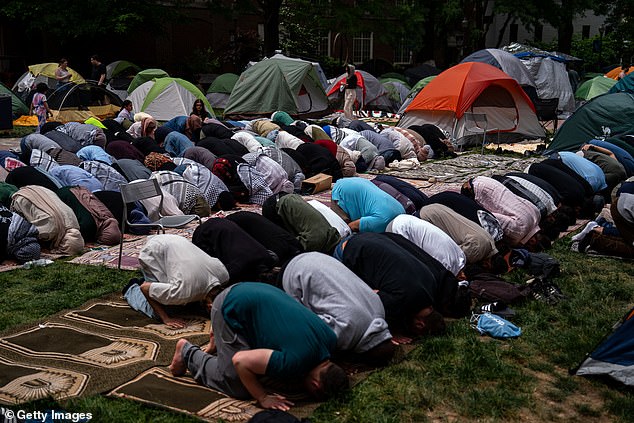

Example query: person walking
[343,64,358,120]
[29,83,52,133]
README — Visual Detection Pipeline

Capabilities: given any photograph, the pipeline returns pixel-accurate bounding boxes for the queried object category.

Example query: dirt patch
[517,367,608,422]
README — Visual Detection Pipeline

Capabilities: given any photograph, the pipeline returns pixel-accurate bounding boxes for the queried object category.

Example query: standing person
[29,83,51,133]
[90,54,107,86]
[343,64,358,120]
[55,58,71,90]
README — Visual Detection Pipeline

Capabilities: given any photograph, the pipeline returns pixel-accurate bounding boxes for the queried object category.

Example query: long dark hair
[191,99,207,118]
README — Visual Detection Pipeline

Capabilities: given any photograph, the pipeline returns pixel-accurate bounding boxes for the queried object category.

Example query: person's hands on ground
[163,317,188,329]
[391,335,412,345]
[258,393,294,411]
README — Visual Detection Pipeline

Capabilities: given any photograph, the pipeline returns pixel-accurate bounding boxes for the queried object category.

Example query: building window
[317,31,331,57]
[353,32,373,64]
[582,25,590,39]
[510,23,518,43]
[534,24,543,42]
[394,38,410,64]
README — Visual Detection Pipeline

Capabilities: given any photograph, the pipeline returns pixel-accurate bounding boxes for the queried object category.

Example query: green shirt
[222,282,336,378]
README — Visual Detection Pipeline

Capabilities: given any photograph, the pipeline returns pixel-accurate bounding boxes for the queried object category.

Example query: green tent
[544,92,634,154]
[397,75,436,114]
[608,73,634,95]
[127,69,170,94]
[128,77,213,121]
[106,60,141,80]
[224,55,328,117]
[0,81,28,118]
[379,72,408,83]
[207,73,239,94]
[575,76,617,100]
[206,73,239,109]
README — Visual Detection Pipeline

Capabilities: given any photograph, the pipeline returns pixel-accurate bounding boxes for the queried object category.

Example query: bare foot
[169,338,189,376]
[203,331,217,354]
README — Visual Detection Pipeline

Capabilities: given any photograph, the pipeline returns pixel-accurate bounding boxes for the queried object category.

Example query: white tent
[127,77,213,121]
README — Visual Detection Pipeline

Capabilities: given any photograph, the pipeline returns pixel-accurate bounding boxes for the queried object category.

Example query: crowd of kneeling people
[1,109,633,411]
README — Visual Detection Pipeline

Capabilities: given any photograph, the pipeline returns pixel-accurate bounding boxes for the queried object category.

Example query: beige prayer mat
[62,301,211,340]
[0,323,159,368]
[0,356,89,405]
[109,367,262,422]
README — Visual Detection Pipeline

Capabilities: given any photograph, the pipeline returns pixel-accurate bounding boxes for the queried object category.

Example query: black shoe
[122,278,142,295]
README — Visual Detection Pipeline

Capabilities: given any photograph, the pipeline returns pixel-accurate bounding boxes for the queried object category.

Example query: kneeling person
[123,234,229,328]
[169,282,349,410]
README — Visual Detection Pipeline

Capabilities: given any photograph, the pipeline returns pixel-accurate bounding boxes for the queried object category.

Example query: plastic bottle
[22,259,54,269]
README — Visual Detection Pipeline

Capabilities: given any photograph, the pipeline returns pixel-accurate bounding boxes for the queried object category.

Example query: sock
[571,221,598,242]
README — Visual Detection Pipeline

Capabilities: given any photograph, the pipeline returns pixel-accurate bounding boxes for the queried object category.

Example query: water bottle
[22,259,54,269]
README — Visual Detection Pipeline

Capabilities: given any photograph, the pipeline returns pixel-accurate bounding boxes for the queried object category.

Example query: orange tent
[399,62,545,145]
[605,66,634,80]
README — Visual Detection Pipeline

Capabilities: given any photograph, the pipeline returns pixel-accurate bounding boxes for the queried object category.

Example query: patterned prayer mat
[0,323,159,368]
[0,294,214,406]
[0,356,89,405]
[377,153,543,183]
[110,368,262,422]
[63,301,211,340]
[109,343,415,423]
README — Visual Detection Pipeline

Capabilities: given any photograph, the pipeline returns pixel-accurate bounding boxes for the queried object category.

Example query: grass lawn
[0,237,633,422]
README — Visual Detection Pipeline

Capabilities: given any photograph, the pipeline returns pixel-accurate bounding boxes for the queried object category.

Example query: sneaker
[478,301,516,319]
[528,278,562,305]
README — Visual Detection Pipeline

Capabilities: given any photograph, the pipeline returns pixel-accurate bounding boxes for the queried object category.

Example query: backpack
[468,272,531,304]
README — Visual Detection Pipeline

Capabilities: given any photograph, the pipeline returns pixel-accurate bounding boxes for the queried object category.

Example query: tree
[0,0,188,43]
[493,0,611,54]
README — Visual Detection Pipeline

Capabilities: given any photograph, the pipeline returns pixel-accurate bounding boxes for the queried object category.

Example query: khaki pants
[344,89,357,119]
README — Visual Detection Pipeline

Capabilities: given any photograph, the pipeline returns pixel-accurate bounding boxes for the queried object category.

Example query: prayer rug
[62,301,211,340]
[0,323,159,368]
[378,153,542,183]
[0,356,89,405]
[108,343,415,422]
[109,368,261,422]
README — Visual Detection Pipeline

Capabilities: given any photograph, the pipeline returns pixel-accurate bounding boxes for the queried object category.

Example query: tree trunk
[261,0,282,56]
[495,15,514,48]
[557,0,574,53]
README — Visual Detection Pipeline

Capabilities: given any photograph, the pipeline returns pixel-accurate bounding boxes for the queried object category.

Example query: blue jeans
[123,283,159,320]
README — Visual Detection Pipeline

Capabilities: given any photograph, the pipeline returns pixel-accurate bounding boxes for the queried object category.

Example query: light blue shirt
[559,151,607,193]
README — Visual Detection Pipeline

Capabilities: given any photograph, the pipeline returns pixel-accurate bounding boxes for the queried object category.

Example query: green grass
[1,242,634,422]
[0,126,35,138]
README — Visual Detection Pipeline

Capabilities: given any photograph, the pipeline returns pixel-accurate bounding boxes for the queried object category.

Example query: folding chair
[117,179,201,268]
[533,98,559,133]
[463,112,499,154]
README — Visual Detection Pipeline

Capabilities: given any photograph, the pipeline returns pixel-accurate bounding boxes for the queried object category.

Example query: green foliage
[0,0,188,41]
[185,47,221,75]
[279,0,319,58]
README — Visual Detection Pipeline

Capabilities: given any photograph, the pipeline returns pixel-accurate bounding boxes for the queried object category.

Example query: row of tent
[5,52,634,139]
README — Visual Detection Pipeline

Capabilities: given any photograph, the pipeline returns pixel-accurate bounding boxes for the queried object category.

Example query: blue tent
[574,307,634,386]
